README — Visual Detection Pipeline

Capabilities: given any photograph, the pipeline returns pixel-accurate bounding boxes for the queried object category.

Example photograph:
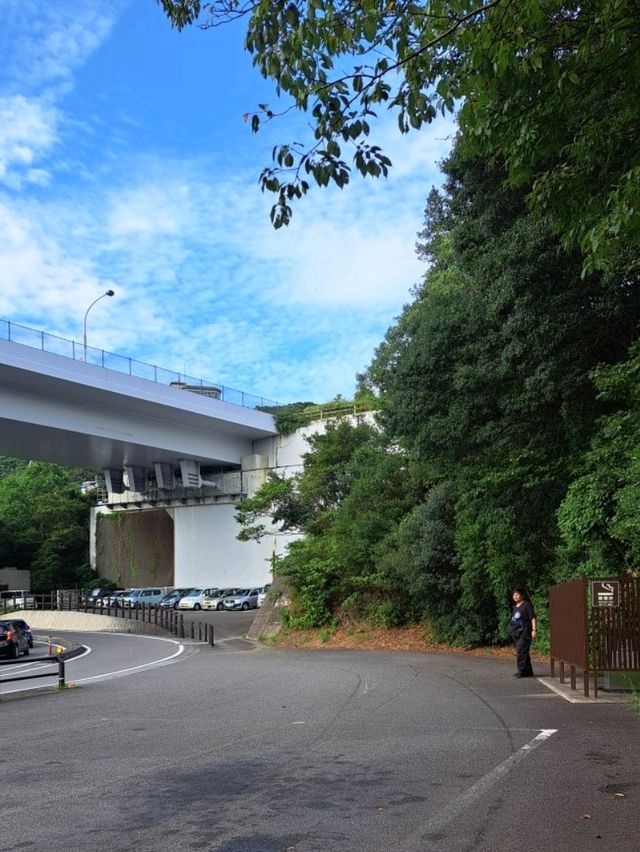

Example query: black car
[10,618,34,648]
[0,620,30,658]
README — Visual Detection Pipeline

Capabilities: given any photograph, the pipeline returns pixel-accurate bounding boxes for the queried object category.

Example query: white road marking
[0,634,184,692]
[70,639,184,684]
[423,729,558,835]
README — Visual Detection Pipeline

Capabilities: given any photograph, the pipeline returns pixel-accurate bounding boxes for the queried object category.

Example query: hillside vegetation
[0,459,96,591]
[238,141,640,650]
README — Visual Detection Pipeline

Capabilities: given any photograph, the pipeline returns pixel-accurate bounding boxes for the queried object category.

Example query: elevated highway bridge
[0,321,291,590]
[0,320,279,493]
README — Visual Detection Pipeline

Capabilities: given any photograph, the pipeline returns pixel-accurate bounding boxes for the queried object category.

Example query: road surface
[2,625,638,851]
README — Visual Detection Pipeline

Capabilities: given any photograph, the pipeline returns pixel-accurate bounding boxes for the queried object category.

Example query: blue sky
[0,0,455,404]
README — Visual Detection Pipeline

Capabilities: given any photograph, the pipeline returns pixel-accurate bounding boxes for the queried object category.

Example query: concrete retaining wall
[17,610,172,637]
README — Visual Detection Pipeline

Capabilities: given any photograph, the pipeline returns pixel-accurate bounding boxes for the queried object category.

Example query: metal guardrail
[0,655,67,688]
[0,318,280,411]
[1,593,215,646]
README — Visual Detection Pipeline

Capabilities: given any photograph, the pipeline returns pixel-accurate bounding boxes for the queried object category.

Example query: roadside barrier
[0,655,68,688]
[0,593,219,645]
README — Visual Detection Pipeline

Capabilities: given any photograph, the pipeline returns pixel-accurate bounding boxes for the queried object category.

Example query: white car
[0,590,35,609]
[126,587,165,607]
[177,587,222,611]
[101,589,126,606]
[257,584,271,607]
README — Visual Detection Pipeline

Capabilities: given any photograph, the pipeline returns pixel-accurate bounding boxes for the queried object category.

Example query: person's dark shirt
[509,601,535,638]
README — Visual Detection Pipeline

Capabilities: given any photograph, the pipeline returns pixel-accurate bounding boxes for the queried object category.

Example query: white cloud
[0,198,112,324]
[0,96,58,187]
[0,3,455,403]
[0,1,119,92]
[375,113,458,179]
[0,2,122,188]
[0,124,447,400]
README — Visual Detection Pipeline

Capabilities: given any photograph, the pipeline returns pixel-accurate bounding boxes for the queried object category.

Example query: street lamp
[83,289,115,361]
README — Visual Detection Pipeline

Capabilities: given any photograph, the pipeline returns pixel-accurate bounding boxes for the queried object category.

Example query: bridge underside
[0,339,277,490]
[0,415,225,471]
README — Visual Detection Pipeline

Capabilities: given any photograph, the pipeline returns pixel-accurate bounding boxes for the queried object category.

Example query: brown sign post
[550,577,639,697]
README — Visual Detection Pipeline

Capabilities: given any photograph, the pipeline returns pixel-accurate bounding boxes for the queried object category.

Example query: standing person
[508,587,537,678]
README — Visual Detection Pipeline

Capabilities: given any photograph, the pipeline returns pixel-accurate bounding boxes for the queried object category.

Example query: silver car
[202,588,241,611]
[222,588,261,611]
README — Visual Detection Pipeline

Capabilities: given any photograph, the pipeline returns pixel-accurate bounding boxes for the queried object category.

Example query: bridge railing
[0,318,280,411]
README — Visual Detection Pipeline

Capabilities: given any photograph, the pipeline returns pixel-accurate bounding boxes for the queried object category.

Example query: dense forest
[236,143,640,647]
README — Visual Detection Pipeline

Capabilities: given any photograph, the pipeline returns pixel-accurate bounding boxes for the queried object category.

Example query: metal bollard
[190,621,195,640]
[58,656,65,688]
[209,625,215,647]
[180,613,185,639]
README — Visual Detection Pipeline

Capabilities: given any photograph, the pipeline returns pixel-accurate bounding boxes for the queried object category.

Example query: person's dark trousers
[515,632,534,676]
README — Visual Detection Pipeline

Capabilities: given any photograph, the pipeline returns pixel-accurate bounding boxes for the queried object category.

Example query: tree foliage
[361,144,640,641]
[236,420,418,626]
[158,0,640,266]
[0,460,95,591]
[236,138,640,644]
[557,342,640,577]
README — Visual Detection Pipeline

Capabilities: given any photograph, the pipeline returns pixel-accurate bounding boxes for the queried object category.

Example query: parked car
[126,587,165,608]
[257,584,271,607]
[96,589,125,606]
[10,618,34,648]
[202,588,241,611]
[159,588,191,609]
[177,588,223,611]
[84,587,114,606]
[0,589,35,610]
[0,619,30,658]
[222,588,261,611]
[105,589,127,606]
[120,588,142,606]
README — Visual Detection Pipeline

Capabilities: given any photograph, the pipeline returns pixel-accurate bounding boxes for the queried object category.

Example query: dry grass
[268,621,548,661]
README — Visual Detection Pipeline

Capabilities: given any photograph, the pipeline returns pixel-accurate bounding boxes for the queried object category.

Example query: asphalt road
[0,633,183,694]
[2,620,639,852]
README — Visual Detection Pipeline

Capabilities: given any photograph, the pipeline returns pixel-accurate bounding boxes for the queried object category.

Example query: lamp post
[83,289,114,361]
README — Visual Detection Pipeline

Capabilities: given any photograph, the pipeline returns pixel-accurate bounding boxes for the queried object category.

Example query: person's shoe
[513,673,524,678]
